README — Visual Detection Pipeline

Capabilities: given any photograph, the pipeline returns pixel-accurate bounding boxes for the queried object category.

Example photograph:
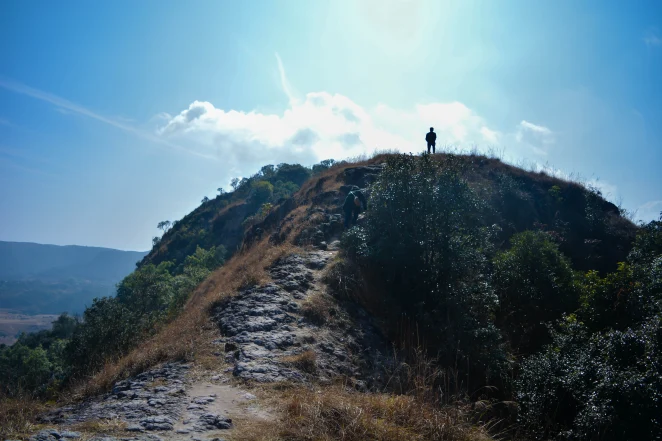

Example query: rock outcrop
[212,251,389,387]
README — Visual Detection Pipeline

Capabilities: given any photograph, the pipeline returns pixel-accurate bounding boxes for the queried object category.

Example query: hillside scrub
[342,153,507,385]
[517,216,662,440]
[332,153,660,440]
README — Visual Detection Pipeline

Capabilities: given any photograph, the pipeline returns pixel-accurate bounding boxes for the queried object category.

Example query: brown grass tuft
[300,292,334,325]
[281,350,318,375]
[233,386,493,441]
[71,417,128,434]
[0,396,47,439]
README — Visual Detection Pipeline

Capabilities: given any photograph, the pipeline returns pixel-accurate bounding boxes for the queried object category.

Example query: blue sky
[1,0,661,251]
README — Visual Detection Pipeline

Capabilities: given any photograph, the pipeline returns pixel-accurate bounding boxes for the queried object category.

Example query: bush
[341,154,506,384]
[249,180,274,207]
[67,246,225,376]
[517,315,662,440]
[492,231,579,354]
[517,215,662,440]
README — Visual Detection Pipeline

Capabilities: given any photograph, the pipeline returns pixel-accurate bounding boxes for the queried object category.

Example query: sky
[1,0,661,251]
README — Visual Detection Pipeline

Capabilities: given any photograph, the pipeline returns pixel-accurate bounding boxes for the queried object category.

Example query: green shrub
[517,315,662,440]
[492,231,579,354]
[517,215,662,440]
[66,246,225,376]
[249,180,274,207]
[341,154,506,383]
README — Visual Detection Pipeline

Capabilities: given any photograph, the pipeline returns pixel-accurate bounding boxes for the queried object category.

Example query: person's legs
[344,208,352,228]
[352,208,359,225]
[431,142,435,154]
[427,143,431,154]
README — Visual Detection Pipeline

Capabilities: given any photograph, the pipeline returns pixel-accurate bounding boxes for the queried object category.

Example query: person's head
[430,127,434,132]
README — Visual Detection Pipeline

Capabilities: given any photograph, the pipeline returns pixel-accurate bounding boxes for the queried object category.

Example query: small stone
[198,413,232,430]
[175,429,190,434]
[126,425,144,432]
[242,393,256,400]
[59,432,81,439]
[140,415,174,431]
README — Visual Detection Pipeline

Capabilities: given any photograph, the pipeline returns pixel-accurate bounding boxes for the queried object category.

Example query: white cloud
[156,94,505,177]
[520,120,552,136]
[587,178,618,199]
[515,120,555,156]
[156,56,559,185]
[638,200,662,222]
[644,29,662,47]
[480,126,499,143]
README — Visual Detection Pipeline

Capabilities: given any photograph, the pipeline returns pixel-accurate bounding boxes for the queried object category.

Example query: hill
[0,242,147,337]
[3,153,659,441]
[0,241,146,282]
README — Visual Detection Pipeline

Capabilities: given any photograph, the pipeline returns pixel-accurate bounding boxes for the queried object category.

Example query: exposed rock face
[295,210,345,248]
[40,363,190,428]
[212,251,389,387]
[343,165,384,188]
[37,364,236,439]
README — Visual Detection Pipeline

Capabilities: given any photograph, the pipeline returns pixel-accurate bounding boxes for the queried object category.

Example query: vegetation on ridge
[331,153,659,440]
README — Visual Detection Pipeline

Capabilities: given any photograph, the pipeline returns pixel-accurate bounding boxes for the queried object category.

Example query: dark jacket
[426,131,437,144]
[343,189,367,211]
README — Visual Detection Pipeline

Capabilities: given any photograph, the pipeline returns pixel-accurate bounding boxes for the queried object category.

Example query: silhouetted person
[425,127,437,154]
[343,188,367,228]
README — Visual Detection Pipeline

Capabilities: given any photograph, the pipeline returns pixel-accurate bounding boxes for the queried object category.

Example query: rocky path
[212,250,386,385]
[29,250,388,441]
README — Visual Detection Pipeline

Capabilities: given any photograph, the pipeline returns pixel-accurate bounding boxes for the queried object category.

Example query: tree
[201,196,209,204]
[492,231,579,354]
[248,180,274,207]
[217,187,225,196]
[342,154,505,382]
[312,159,336,174]
[157,220,171,233]
[230,178,240,191]
[259,165,276,179]
[152,236,161,247]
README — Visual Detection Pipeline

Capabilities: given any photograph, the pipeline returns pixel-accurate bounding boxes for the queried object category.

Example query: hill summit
[3,152,660,441]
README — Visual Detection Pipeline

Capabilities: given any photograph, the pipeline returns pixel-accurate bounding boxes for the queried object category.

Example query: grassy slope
[69,153,636,440]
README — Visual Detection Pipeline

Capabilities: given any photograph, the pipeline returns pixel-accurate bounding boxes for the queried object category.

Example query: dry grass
[300,292,335,325]
[230,386,493,441]
[73,239,300,399]
[281,350,318,375]
[0,396,47,439]
[71,417,128,434]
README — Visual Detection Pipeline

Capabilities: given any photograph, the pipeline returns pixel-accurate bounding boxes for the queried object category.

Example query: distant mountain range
[0,241,147,315]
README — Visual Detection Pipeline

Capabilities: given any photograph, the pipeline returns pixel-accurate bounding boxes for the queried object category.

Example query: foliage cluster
[337,153,659,440]
[145,161,333,269]
[0,246,225,398]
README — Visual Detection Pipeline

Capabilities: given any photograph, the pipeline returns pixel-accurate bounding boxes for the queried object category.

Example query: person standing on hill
[425,127,437,154]
[343,187,367,228]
